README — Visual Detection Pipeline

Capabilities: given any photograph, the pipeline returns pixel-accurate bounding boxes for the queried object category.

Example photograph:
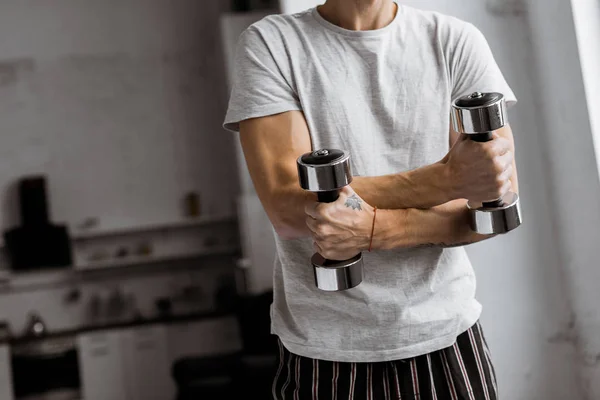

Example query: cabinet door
[77,331,128,400]
[0,345,14,400]
[121,325,175,400]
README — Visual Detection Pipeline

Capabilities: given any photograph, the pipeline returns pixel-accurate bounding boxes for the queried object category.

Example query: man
[224,0,518,398]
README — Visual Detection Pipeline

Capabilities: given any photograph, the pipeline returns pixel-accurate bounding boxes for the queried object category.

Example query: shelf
[75,245,239,271]
[7,310,234,346]
[0,245,240,292]
[0,214,238,249]
[71,214,237,240]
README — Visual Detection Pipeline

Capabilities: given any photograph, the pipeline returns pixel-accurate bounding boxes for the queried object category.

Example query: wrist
[438,160,459,201]
[369,209,408,251]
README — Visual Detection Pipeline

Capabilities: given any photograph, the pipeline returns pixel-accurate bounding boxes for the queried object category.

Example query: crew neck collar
[311,2,401,38]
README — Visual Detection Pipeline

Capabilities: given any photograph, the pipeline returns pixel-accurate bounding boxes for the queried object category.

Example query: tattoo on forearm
[345,194,362,211]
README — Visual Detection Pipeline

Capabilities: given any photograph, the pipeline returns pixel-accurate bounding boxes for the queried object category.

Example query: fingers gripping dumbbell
[297,149,364,292]
[451,91,523,235]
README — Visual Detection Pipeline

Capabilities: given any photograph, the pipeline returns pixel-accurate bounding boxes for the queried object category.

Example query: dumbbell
[297,149,364,292]
[451,91,522,235]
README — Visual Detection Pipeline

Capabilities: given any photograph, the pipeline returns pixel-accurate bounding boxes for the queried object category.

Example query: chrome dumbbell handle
[466,131,505,208]
[452,91,506,207]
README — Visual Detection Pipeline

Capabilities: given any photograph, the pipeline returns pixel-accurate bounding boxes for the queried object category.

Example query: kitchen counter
[6,309,234,346]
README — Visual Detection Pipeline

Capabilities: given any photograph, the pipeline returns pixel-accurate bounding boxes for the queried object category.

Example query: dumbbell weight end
[467,192,522,235]
[312,253,364,292]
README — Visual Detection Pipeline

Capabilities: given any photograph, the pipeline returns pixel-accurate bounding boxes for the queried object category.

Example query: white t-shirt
[224,3,517,362]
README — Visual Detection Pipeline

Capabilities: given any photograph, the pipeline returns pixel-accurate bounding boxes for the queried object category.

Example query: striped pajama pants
[272,322,497,400]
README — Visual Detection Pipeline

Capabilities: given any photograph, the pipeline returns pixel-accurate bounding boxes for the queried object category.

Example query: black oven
[11,335,81,399]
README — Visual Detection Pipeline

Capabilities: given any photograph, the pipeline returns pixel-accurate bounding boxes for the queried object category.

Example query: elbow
[270,210,306,240]
[264,192,308,241]
[273,224,304,240]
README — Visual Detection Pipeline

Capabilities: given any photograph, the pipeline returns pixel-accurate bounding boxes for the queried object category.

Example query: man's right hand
[444,132,514,203]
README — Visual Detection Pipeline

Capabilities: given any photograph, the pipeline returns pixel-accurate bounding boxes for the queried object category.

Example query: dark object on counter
[155,297,173,317]
[136,241,153,256]
[11,335,81,399]
[115,246,129,258]
[184,192,200,217]
[64,288,82,304]
[3,176,72,270]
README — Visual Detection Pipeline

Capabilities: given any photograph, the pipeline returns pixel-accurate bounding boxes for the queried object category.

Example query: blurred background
[0,0,598,399]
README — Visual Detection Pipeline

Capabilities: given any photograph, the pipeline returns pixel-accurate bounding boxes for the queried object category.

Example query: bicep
[239,110,313,207]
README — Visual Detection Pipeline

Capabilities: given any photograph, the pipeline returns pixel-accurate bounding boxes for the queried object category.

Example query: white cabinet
[0,345,14,400]
[77,318,242,400]
[77,331,128,400]
[121,325,175,400]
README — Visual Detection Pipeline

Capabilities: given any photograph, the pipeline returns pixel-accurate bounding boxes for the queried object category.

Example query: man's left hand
[305,187,375,261]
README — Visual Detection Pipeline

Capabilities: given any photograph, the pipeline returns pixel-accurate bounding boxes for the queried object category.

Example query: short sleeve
[223,26,302,133]
[451,23,517,108]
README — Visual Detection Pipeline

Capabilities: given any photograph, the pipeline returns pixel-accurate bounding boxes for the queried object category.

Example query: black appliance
[11,313,80,399]
[4,176,72,270]
[11,336,81,399]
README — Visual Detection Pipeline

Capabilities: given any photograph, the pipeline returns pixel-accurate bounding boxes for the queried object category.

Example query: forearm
[372,200,490,250]
[351,161,453,210]
[270,162,452,239]
[273,155,519,242]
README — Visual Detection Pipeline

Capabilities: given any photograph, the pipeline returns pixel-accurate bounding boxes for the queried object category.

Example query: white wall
[572,0,600,174]
[527,1,600,398]
[278,1,581,399]
[0,0,239,233]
